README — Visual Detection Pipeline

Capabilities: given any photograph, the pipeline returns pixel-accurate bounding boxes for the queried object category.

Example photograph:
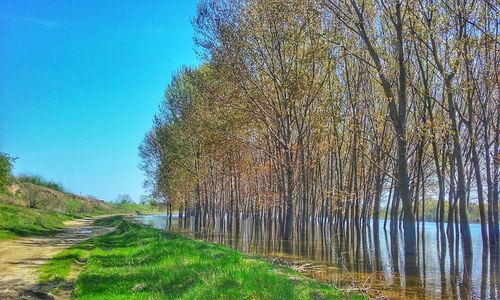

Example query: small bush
[17,174,66,192]
[23,185,45,208]
[66,198,84,214]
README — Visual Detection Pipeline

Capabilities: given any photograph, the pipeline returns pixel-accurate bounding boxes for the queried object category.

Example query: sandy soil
[0,217,113,299]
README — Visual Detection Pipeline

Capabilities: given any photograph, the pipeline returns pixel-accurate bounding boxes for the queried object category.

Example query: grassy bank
[0,203,76,240]
[0,179,161,240]
[0,202,159,241]
[40,217,354,299]
[1,181,159,216]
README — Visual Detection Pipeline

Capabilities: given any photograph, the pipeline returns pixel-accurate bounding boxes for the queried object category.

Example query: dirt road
[0,218,113,299]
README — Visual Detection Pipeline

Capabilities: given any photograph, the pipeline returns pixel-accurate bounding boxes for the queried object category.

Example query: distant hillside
[1,178,158,216]
[0,153,159,241]
[0,179,159,241]
[1,181,114,215]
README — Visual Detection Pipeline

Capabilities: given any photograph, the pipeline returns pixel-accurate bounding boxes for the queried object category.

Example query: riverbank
[40,216,357,299]
[0,179,160,241]
[0,202,157,241]
[0,203,78,240]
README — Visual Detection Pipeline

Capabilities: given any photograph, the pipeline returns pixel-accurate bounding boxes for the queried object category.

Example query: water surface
[136,214,499,299]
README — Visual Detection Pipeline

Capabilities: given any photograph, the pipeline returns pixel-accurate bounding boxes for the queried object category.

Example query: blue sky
[0,1,200,201]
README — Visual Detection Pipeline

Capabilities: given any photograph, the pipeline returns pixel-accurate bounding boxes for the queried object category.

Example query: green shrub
[66,198,84,214]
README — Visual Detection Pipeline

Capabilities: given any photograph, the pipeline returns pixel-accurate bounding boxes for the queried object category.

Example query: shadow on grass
[0,226,62,238]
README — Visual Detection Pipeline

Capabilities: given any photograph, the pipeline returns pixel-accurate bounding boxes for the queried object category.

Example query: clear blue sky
[0,1,200,201]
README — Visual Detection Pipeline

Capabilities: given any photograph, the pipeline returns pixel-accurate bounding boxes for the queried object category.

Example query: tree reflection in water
[137,214,499,299]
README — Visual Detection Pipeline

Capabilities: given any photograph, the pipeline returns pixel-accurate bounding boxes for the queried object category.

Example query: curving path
[0,217,113,299]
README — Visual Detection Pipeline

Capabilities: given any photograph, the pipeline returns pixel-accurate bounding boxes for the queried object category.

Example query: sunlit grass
[41,217,357,299]
[39,248,89,283]
[0,201,160,241]
[17,174,66,192]
[0,203,74,240]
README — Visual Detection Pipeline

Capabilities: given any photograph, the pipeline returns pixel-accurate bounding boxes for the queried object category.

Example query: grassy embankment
[0,203,75,240]
[0,202,155,241]
[0,179,159,241]
[40,217,357,299]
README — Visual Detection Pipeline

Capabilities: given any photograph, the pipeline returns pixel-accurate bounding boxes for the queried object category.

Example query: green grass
[40,217,355,299]
[0,203,75,240]
[0,197,161,241]
[17,174,66,192]
[39,248,89,283]
[0,202,160,241]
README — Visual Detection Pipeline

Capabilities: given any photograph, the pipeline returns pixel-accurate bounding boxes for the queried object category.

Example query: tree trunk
[445,78,473,255]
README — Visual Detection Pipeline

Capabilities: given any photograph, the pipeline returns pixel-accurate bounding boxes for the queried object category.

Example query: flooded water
[135,214,500,299]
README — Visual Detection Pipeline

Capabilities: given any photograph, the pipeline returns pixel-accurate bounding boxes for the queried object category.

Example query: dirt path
[0,217,113,299]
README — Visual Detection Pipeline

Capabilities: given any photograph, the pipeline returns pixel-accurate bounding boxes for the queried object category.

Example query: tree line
[140,0,499,257]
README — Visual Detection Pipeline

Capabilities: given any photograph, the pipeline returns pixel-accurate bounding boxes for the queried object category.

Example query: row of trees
[140,0,499,257]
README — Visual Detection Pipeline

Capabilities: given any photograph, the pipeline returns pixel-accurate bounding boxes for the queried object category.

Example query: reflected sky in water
[136,214,499,299]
